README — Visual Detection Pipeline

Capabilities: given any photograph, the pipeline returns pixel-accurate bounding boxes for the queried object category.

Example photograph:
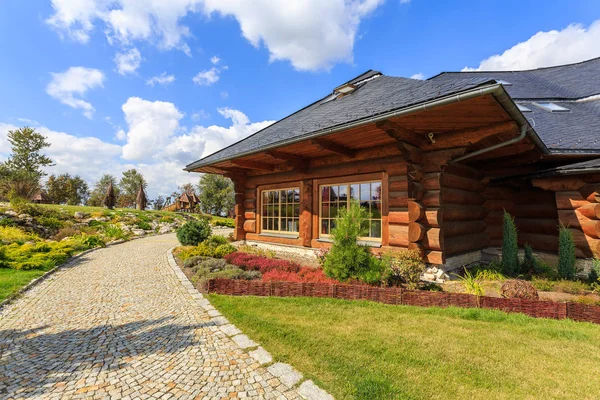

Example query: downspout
[452,123,528,163]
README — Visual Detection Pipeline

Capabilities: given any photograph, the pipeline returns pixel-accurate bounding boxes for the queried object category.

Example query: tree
[558,225,576,280]
[152,195,166,210]
[179,183,195,195]
[103,181,116,209]
[118,169,147,208]
[45,174,89,205]
[197,174,234,216]
[0,127,53,200]
[136,185,147,210]
[88,174,120,206]
[501,211,519,276]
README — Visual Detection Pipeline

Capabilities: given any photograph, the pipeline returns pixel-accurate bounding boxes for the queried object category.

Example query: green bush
[37,216,64,230]
[214,219,235,228]
[382,249,424,289]
[558,225,576,280]
[204,235,229,246]
[589,257,600,283]
[176,219,212,246]
[135,220,152,230]
[183,255,209,269]
[102,224,129,241]
[0,217,16,227]
[501,211,519,276]
[74,234,106,249]
[323,201,386,284]
[53,227,81,241]
[522,243,535,274]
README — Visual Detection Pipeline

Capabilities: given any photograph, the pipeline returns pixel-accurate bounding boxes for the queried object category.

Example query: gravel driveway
[0,234,300,399]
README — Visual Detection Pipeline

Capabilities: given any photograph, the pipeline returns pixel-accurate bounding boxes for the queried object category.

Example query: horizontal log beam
[558,210,600,239]
[443,220,487,238]
[231,159,275,171]
[389,223,409,247]
[445,233,489,256]
[421,121,518,151]
[265,150,309,173]
[375,120,423,147]
[311,138,356,158]
[555,191,589,210]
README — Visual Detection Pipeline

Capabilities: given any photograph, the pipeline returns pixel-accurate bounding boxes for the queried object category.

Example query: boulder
[131,229,146,236]
[4,210,18,217]
[74,211,89,219]
[501,280,539,300]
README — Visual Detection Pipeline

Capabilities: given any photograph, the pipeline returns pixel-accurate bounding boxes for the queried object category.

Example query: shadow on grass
[0,316,213,398]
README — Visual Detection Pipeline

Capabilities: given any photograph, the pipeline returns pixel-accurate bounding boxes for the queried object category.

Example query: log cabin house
[185,58,600,269]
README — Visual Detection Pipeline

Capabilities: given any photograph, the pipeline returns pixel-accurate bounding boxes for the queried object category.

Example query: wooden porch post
[300,179,313,247]
[231,176,247,241]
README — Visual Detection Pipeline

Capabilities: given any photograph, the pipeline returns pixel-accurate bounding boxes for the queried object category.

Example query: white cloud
[0,101,273,198]
[46,66,105,118]
[220,91,229,99]
[114,47,142,75]
[191,109,210,121]
[46,0,386,71]
[410,72,425,80]
[121,97,184,162]
[210,55,220,65]
[146,72,176,86]
[193,67,220,86]
[464,20,600,71]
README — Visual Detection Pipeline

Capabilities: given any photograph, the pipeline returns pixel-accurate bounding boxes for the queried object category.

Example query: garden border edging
[166,248,334,400]
[206,278,600,325]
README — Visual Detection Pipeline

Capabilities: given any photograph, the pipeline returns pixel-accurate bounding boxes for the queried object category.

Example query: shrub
[53,226,81,241]
[589,257,600,283]
[0,226,38,245]
[501,279,539,299]
[191,259,260,288]
[194,258,228,272]
[37,216,64,230]
[531,278,589,295]
[522,243,535,274]
[314,247,329,267]
[238,244,276,258]
[382,249,424,289]
[323,200,386,284]
[558,225,576,280]
[102,224,129,241]
[159,215,174,223]
[176,219,211,246]
[135,220,152,230]
[474,269,505,281]
[225,252,302,273]
[74,234,106,249]
[501,211,519,276]
[183,255,209,269]
[214,219,235,228]
[0,217,16,227]
[454,269,484,297]
[205,235,229,246]
[262,267,337,283]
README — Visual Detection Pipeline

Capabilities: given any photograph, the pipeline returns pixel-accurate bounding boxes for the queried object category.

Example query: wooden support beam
[231,159,275,171]
[265,150,309,173]
[421,121,518,151]
[311,138,356,158]
[375,120,423,147]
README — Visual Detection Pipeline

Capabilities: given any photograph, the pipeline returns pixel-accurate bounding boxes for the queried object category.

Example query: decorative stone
[267,363,303,388]
[219,324,242,337]
[249,347,273,365]
[73,211,88,219]
[232,334,258,349]
[298,380,334,400]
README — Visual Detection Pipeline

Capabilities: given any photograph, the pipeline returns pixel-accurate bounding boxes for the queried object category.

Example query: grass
[0,268,48,302]
[209,295,600,400]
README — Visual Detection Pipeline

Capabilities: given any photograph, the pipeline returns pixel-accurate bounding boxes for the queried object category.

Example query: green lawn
[209,295,600,400]
[0,268,48,302]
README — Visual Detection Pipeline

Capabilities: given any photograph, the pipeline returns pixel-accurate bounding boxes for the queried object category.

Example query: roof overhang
[185,83,549,172]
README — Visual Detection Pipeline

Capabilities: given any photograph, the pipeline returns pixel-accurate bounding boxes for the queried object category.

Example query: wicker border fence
[206,278,600,324]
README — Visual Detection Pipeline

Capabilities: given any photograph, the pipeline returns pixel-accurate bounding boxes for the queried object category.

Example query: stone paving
[0,234,302,399]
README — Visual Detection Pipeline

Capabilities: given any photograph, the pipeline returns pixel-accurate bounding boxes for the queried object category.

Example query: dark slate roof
[186,75,496,169]
[429,57,600,100]
[429,58,600,153]
[187,58,600,170]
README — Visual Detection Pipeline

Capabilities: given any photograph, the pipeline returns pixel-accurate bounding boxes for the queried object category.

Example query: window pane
[330,203,339,218]
[330,219,336,232]
[371,182,381,201]
[360,201,370,215]
[281,204,288,218]
[321,203,329,218]
[268,191,275,203]
[294,189,300,203]
[273,206,279,217]
[281,218,288,232]
[263,191,269,204]
[360,183,370,201]
[330,185,338,201]
[321,219,329,234]
[371,202,382,219]
[338,185,347,202]
[371,220,382,238]
[267,218,272,230]
[262,218,267,229]
[273,218,279,231]
[294,205,300,217]
[292,219,299,232]
[273,191,279,203]
[350,184,359,200]
[321,186,330,202]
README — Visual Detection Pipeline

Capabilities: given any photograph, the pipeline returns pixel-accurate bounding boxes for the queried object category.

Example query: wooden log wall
[439,164,489,258]
[483,185,560,255]
[555,188,600,258]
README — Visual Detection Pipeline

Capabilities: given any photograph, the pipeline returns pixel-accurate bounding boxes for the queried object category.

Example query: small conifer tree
[103,181,115,210]
[501,210,519,276]
[522,243,535,274]
[558,225,576,280]
[136,185,147,210]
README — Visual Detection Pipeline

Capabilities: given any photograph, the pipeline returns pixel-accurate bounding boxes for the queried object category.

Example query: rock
[131,229,146,236]
[501,280,539,299]
[74,211,89,219]
[4,210,18,217]
[159,226,172,234]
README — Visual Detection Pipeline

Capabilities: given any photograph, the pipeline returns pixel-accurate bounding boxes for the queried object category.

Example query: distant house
[184,58,600,267]
[30,190,52,204]
[163,192,200,213]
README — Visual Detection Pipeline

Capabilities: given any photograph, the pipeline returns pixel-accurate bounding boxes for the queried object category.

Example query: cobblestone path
[0,234,300,399]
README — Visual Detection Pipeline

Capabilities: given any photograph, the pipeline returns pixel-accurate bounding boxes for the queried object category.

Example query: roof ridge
[428,56,600,80]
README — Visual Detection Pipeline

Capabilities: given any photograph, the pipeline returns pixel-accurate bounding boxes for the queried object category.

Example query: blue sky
[0,0,599,198]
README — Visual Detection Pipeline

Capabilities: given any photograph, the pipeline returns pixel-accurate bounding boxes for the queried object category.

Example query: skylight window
[534,102,570,112]
[517,104,532,112]
[496,79,512,86]
[320,93,339,105]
